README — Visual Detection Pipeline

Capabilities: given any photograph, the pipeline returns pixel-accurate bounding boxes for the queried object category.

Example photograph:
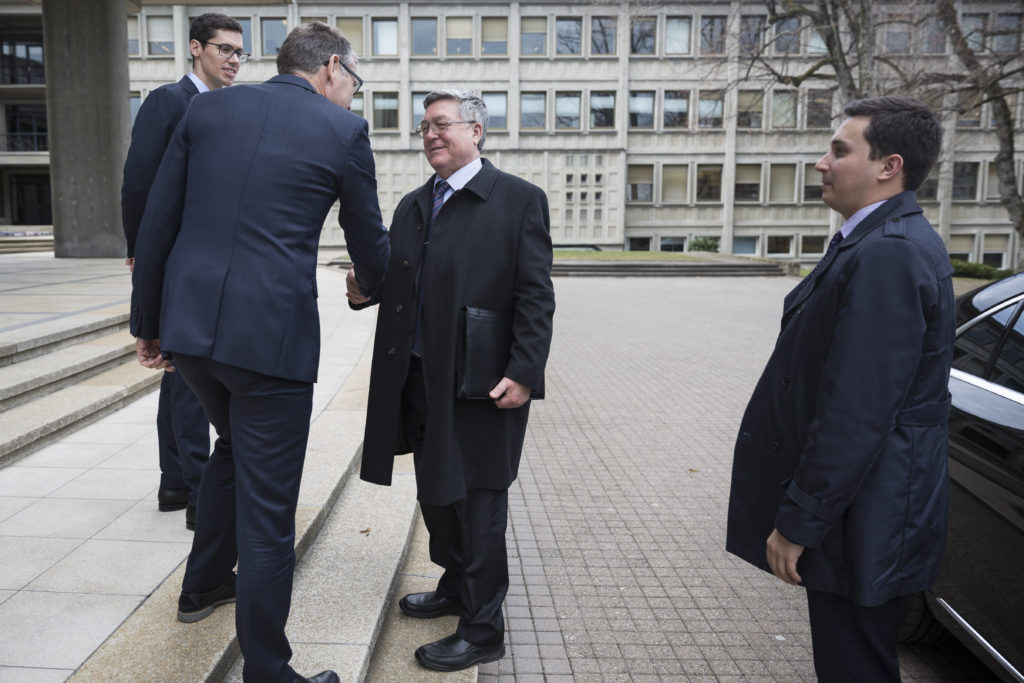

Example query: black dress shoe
[399,590,461,619]
[415,633,505,671]
[296,671,339,683]
[185,504,196,531]
[158,487,188,512]
[177,573,236,623]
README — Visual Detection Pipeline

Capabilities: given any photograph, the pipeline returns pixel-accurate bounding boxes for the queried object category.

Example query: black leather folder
[456,307,543,400]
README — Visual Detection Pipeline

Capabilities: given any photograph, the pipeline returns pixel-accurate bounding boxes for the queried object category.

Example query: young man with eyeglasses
[121,13,246,533]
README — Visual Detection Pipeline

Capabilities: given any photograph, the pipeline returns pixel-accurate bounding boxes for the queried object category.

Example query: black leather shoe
[177,573,236,623]
[185,504,196,531]
[295,671,339,683]
[399,591,461,619]
[158,487,187,511]
[415,633,505,671]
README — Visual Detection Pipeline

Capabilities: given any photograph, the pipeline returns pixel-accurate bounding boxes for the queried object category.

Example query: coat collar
[413,157,499,225]
[782,191,924,316]
[178,74,200,96]
[265,73,318,94]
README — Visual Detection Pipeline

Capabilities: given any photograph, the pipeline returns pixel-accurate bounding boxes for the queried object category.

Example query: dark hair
[277,22,354,76]
[842,96,942,192]
[189,13,243,45]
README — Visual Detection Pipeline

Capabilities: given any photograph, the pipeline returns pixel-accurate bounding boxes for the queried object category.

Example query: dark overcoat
[358,158,555,506]
[726,191,956,606]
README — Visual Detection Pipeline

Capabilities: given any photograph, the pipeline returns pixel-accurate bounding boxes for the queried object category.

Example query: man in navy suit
[727,97,954,682]
[130,22,388,683]
[121,13,245,530]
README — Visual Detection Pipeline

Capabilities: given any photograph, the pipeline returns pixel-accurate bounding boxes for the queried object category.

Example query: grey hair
[277,22,356,76]
[422,88,489,150]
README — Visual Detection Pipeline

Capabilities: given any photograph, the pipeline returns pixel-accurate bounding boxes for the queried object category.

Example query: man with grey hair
[132,22,387,683]
[350,88,555,671]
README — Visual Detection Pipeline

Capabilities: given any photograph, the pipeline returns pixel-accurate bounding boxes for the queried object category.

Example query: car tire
[898,592,952,645]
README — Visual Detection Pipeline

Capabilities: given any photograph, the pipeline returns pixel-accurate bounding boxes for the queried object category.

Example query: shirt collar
[187,72,210,94]
[839,199,887,238]
[436,157,482,193]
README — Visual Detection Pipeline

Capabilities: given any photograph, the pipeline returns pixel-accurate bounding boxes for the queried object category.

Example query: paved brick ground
[479,276,997,682]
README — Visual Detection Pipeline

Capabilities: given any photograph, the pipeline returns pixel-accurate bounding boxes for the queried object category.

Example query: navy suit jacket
[726,191,955,606]
[122,75,199,258]
[130,74,390,383]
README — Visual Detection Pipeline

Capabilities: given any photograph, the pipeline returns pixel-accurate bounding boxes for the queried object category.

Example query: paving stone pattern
[480,276,997,682]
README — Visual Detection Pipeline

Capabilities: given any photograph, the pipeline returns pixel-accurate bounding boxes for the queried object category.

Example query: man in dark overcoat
[349,88,555,672]
[726,97,955,681]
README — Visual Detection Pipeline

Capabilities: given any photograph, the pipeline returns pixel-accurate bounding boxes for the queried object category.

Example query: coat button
[395,304,403,313]
[782,376,790,386]
[387,346,396,355]
[770,441,781,453]
[402,260,410,270]
[416,224,422,231]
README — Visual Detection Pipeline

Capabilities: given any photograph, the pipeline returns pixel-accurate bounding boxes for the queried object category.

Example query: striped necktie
[412,179,451,356]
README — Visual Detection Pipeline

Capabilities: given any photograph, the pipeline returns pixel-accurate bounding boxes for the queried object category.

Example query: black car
[901,271,1024,682]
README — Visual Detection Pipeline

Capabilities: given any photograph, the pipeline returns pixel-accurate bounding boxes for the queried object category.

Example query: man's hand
[766,528,804,585]
[346,265,369,305]
[135,338,173,371]
[125,257,134,273]
[489,377,530,409]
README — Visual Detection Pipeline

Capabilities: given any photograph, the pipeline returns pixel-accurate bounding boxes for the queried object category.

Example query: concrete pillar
[43,0,129,257]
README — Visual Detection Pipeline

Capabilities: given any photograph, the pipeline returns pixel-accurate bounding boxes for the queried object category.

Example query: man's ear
[190,38,202,59]
[879,154,904,182]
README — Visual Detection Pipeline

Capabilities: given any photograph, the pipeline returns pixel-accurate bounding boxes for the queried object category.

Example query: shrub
[949,258,1013,280]
[689,237,720,253]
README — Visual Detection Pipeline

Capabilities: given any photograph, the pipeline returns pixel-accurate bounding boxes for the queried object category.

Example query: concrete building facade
[1,1,1022,266]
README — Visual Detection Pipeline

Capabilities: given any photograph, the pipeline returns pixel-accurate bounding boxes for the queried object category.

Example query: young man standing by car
[726,96,955,681]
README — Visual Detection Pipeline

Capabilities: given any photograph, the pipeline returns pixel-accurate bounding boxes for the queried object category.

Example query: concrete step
[0,236,53,254]
[325,258,787,278]
[0,310,130,367]
[0,328,137,412]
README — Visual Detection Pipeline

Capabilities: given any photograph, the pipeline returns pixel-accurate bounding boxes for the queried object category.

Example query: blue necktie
[798,230,844,293]
[412,179,451,356]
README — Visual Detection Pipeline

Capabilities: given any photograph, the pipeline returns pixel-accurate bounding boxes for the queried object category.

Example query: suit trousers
[173,354,313,683]
[156,368,210,506]
[806,588,902,682]
[401,356,509,647]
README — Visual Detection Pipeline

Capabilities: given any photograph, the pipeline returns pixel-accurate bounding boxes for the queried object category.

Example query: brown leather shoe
[399,591,461,618]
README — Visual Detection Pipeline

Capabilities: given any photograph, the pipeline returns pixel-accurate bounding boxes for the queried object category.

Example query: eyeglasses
[323,57,363,95]
[205,41,250,63]
[415,120,475,136]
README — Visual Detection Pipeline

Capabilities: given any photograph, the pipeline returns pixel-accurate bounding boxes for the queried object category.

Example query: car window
[988,303,1024,394]
[953,305,1017,377]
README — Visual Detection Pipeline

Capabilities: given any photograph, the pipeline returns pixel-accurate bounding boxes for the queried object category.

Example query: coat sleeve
[129,111,190,340]
[337,118,389,303]
[121,87,182,258]
[504,186,555,391]
[774,236,939,548]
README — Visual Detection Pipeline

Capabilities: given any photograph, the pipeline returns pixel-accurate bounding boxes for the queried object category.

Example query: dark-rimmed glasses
[204,41,250,63]
[324,57,363,95]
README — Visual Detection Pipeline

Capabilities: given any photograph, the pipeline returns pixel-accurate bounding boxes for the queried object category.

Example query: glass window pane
[806,90,832,128]
[147,16,174,56]
[953,304,1017,377]
[127,17,140,56]
[921,17,944,54]
[773,91,796,128]
[770,164,796,202]
[700,16,726,54]
[556,92,581,129]
[735,164,761,201]
[482,17,507,55]
[957,90,982,128]
[591,17,616,55]
[696,165,722,201]
[301,16,327,25]
[666,17,691,54]
[350,93,364,118]
[737,90,764,128]
[261,17,287,56]
[629,91,654,127]
[373,92,398,129]
[989,305,1024,392]
[767,236,792,254]
[802,235,826,254]
[807,25,827,54]
[987,164,1002,200]
[775,17,800,54]
[627,165,653,202]
[631,17,655,54]
[733,236,758,254]
[337,18,363,57]
[521,17,546,55]
[953,162,979,200]
[411,92,428,126]
[447,17,472,55]
[884,13,911,54]
[804,165,823,200]
[483,92,507,129]
[590,91,615,128]
[662,164,688,202]
[963,14,986,52]
[918,170,939,200]
[234,18,252,56]
[556,18,581,55]
[739,15,764,55]
[661,237,686,252]
[411,18,437,55]
[698,91,723,128]
[664,91,689,128]
[993,14,1021,54]
[373,18,398,56]
[130,94,141,126]
[521,92,546,128]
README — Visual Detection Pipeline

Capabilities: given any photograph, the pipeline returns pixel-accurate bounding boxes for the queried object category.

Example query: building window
[806,90,832,128]
[627,165,653,202]
[411,18,437,56]
[372,18,398,56]
[127,17,140,56]
[446,17,472,56]
[556,18,581,55]
[590,92,615,128]
[804,165,823,200]
[948,234,973,262]
[993,14,1021,53]
[921,17,945,54]
[696,164,722,201]
[775,17,800,54]
[770,164,797,202]
[591,16,616,55]
[337,18,363,56]
[737,91,764,128]
[260,17,288,56]
[1,36,44,84]
[5,104,47,151]
[631,17,656,55]
[147,16,174,56]
[301,16,326,24]
[556,92,581,129]
[628,236,652,251]
[411,91,428,127]
[521,17,547,55]
[952,162,979,200]
[521,92,546,129]
[735,164,761,202]
[350,93,364,118]
[233,18,252,55]
[957,91,982,127]
[629,91,654,128]
[698,91,723,128]
[986,163,1002,201]
[884,13,912,54]
[807,26,827,54]
[482,17,507,55]
[664,91,689,128]
[662,164,688,202]
[773,91,797,128]
[983,234,1008,268]
[739,15,765,55]
[767,236,793,254]
[129,93,141,126]
[963,14,986,52]
[700,16,726,55]
[373,92,398,129]
[733,236,758,255]
[661,237,686,252]
[665,17,692,55]
[802,235,826,254]
[483,92,507,129]
[918,170,938,200]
